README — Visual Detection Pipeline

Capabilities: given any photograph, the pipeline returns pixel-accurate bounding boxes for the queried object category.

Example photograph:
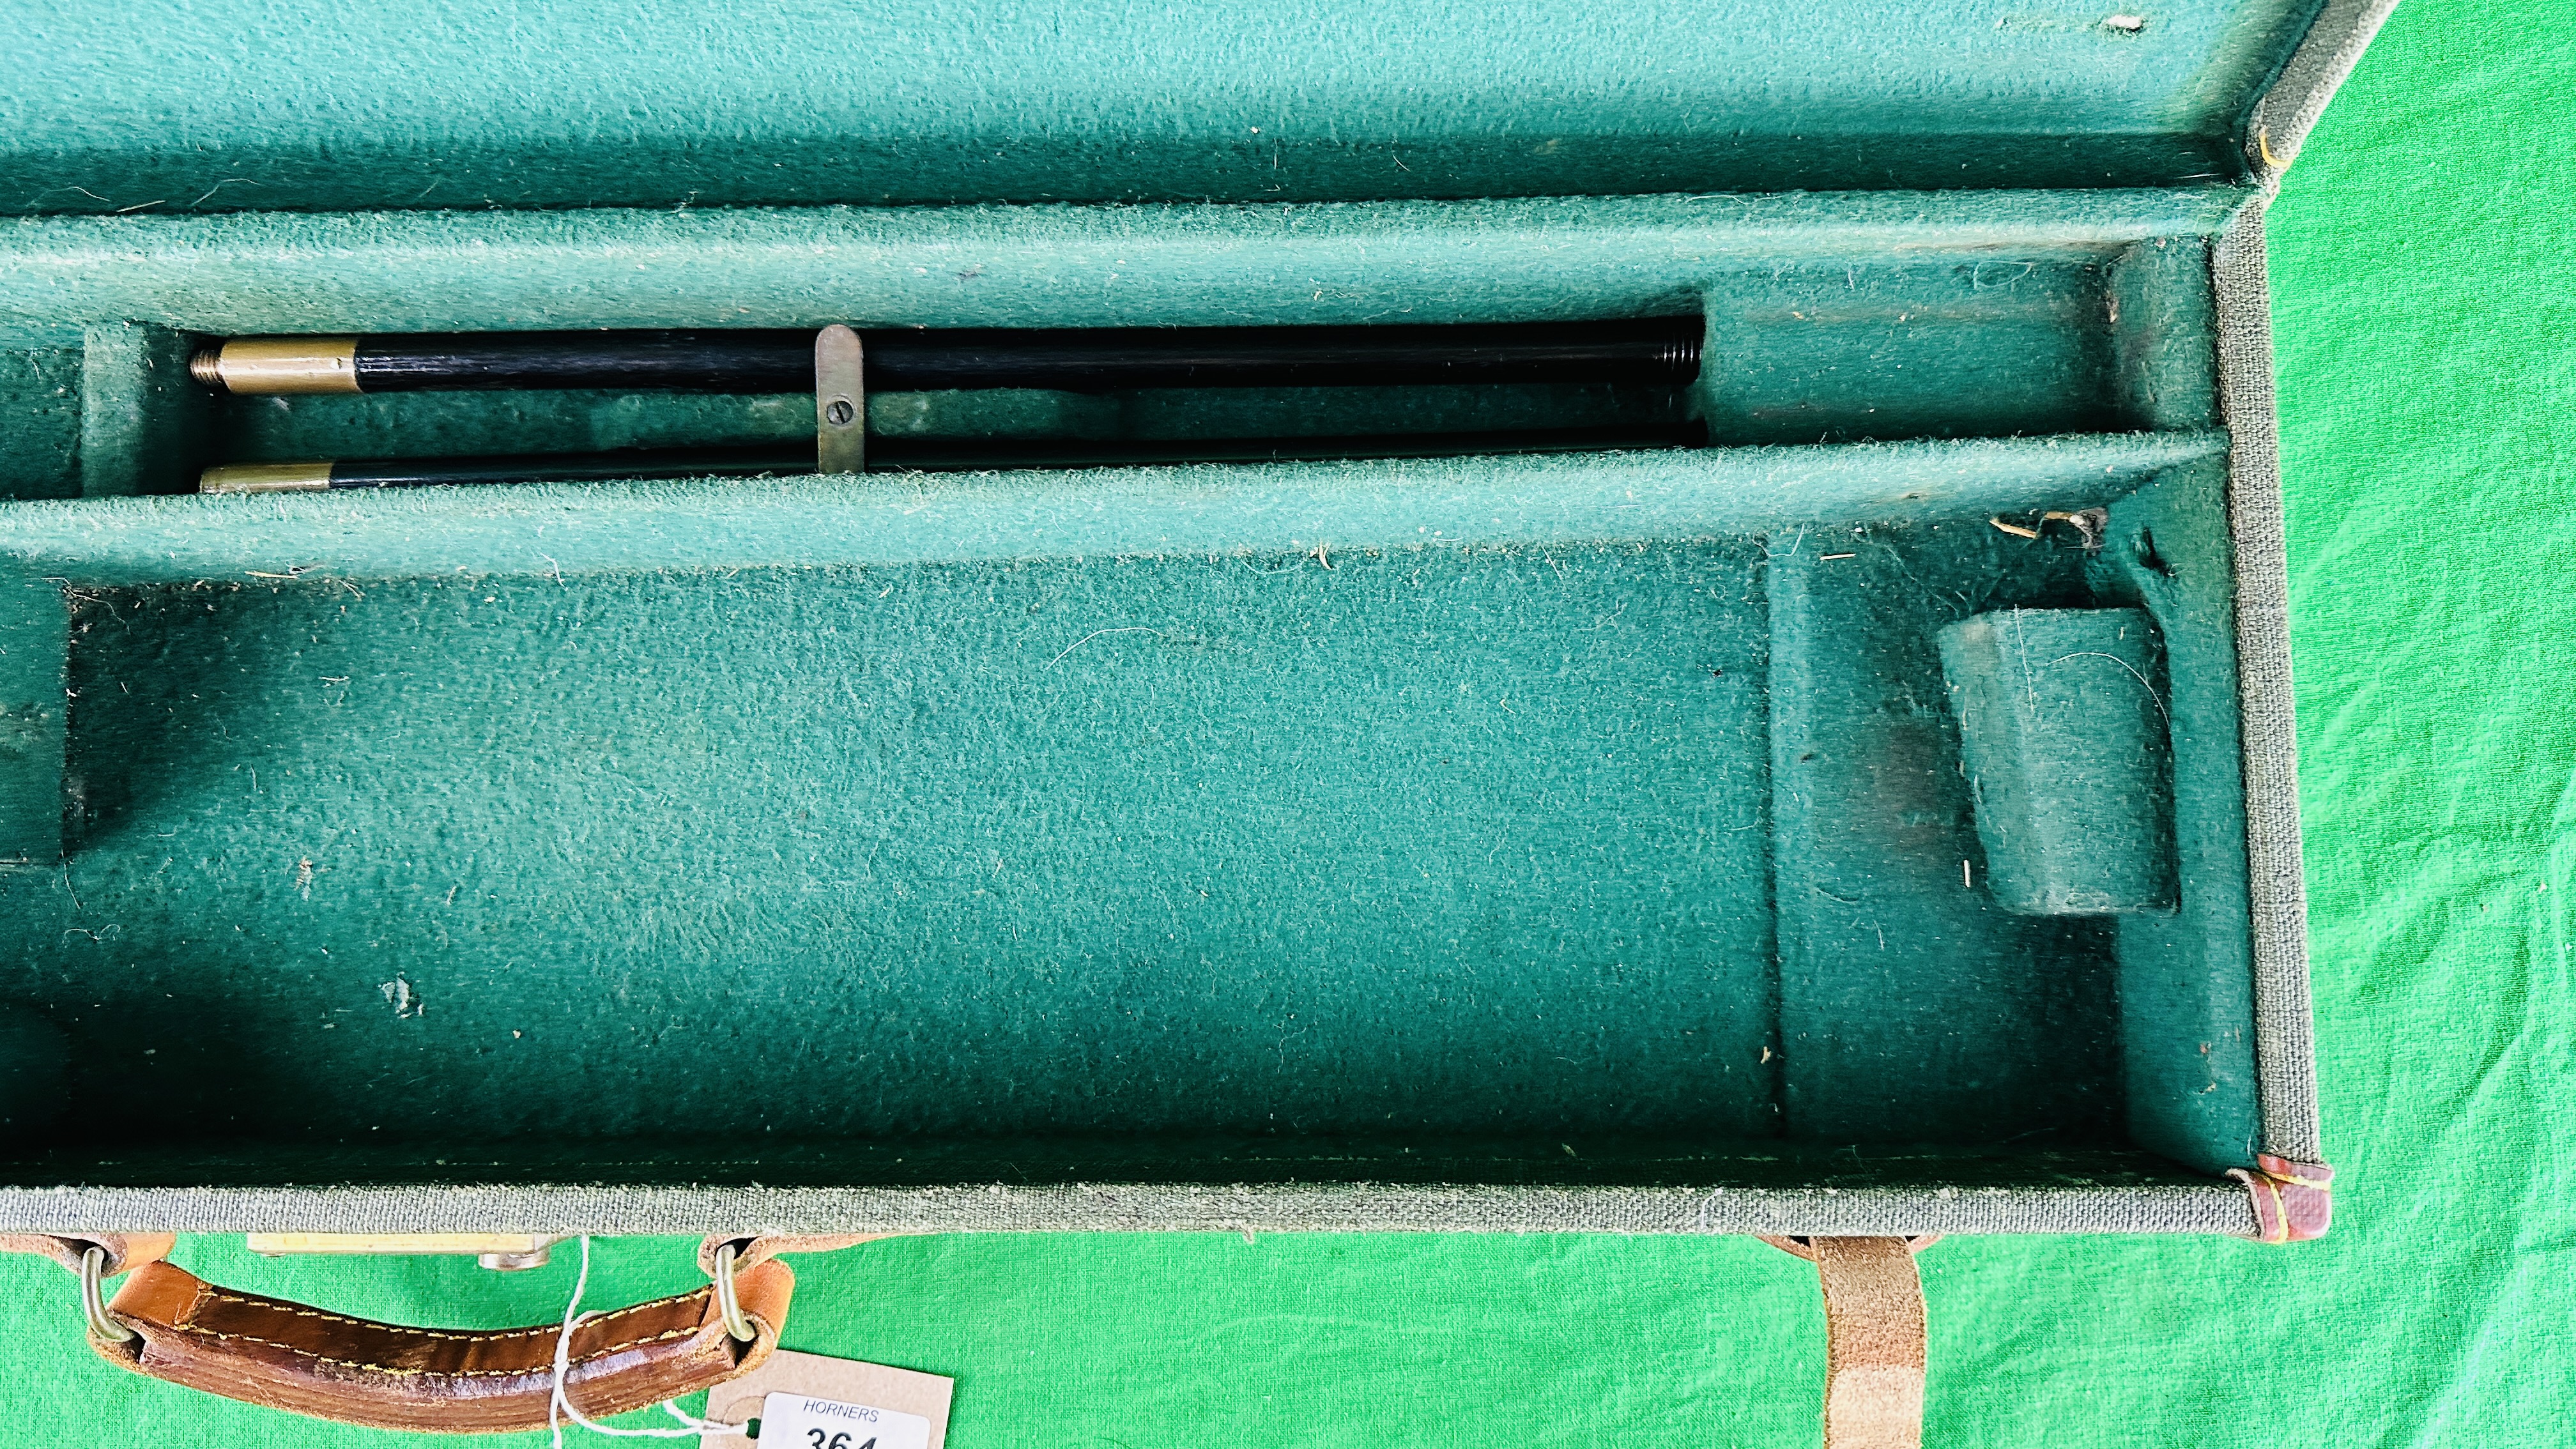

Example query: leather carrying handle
[87,1257,792,1434]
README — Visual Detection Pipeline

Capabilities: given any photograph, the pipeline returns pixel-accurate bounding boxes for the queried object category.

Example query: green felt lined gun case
[0,0,2390,1438]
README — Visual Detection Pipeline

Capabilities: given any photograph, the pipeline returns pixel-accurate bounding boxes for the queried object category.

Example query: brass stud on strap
[79,1245,135,1344]
[710,1239,757,1342]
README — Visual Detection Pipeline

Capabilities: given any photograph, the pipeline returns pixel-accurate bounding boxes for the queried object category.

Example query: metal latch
[816,323,865,474]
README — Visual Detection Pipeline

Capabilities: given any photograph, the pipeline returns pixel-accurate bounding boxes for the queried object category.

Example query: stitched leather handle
[87,1258,792,1433]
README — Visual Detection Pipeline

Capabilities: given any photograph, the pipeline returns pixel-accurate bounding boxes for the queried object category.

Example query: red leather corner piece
[2227,1154,2334,1243]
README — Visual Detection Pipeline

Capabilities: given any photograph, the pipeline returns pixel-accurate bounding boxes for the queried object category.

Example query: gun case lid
[2,0,2370,214]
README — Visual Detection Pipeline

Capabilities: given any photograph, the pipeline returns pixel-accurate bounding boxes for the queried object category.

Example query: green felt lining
[0,185,2263,1188]
[2090,458,2262,1169]
[1936,608,2178,917]
[0,0,2328,212]
[0,580,65,862]
[0,190,2235,501]
[0,434,2224,579]
[1768,530,2122,1145]
[0,433,2258,1182]
[0,187,2244,345]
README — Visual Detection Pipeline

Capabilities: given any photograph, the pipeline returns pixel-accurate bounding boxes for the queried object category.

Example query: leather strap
[17,1229,1934,1439]
[86,1258,792,1433]
[1765,1236,1931,1449]
[0,1232,174,1275]
[698,1233,900,1275]
[2227,1154,2336,1243]
[1813,1238,1928,1449]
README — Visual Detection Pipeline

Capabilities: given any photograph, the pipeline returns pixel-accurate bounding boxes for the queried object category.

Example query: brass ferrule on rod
[199,461,335,493]
[191,337,362,394]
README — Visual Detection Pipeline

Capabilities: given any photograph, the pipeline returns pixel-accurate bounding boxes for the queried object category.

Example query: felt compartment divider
[4,433,2227,583]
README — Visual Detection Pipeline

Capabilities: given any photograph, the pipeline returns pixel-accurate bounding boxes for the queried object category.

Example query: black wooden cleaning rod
[195,423,1706,493]
[189,319,1704,395]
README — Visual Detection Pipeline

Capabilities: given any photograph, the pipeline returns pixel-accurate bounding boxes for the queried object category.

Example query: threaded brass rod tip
[191,337,362,394]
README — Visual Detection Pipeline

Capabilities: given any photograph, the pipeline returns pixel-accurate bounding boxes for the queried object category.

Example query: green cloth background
[5,4,2571,1441]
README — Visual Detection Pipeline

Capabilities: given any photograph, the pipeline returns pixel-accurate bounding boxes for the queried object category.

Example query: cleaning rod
[189,318,1704,395]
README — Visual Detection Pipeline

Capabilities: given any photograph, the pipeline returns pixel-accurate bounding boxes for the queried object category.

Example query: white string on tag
[548,1235,746,1446]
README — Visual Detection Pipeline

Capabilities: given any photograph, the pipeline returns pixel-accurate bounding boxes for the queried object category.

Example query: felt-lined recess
[0,189,2232,500]
[0,434,2258,1182]
[34,542,1783,1147]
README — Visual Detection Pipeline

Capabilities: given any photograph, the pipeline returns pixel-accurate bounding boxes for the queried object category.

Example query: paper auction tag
[700,1350,954,1449]
[753,1393,933,1449]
